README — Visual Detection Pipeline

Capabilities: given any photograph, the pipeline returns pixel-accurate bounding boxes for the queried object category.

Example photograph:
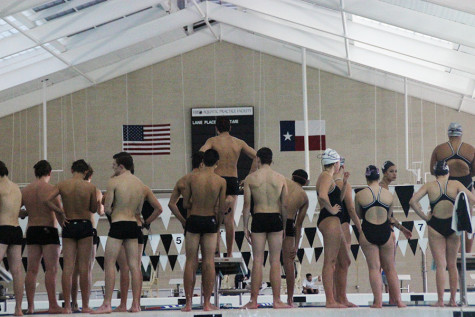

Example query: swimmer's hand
[244,229,252,245]
[401,226,412,239]
[330,204,341,215]
[57,213,69,227]
[143,222,151,230]
[343,171,350,183]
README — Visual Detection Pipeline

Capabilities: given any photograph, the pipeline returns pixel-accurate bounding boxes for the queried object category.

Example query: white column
[302,48,310,178]
[42,79,48,160]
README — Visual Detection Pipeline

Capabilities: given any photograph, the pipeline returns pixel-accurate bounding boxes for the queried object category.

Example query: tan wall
[0,42,473,296]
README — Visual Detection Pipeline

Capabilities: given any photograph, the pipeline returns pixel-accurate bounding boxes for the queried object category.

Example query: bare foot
[62,307,72,314]
[431,301,444,307]
[81,307,93,314]
[448,300,458,307]
[273,300,291,309]
[112,305,127,313]
[370,303,383,308]
[287,300,296,308]
[128,305,141,313]
[72,303,79,313]
[326,302,348,308]
[181,304,192,312]
[91,304,112,314]
[242,301,259,309]
[26,309,34,315]
[344,301,358,308]
[48,306,64,314]
[203,303,219,311]
[14,308,23,316]
[396,301,407,308]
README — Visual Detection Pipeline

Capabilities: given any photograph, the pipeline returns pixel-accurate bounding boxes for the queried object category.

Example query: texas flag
[280,120,326,151]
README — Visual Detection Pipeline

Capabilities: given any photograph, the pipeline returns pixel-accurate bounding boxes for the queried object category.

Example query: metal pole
[42,79,48,160]
[302,47,310,178]
[460,233,468,306]
[421,247,427,292]
[404,78,409,172]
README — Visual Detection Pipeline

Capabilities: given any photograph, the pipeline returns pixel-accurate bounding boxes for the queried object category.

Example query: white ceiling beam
[0,28,218,118]
[30,0,98,21]
[426,0,475,16]
[0,0,52,18]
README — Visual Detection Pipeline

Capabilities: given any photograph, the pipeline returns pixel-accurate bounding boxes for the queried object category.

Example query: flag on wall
[122,124,170,155]
[280,120,325,151]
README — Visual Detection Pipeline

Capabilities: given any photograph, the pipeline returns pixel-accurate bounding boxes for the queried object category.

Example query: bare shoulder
[462,142,475,152]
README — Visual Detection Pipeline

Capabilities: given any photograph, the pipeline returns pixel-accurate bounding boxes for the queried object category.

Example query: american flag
[122,124,171,155]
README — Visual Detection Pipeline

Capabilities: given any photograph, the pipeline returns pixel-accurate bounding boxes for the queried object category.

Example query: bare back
[432,141,475,177]
[22,180,59,227]
[285,178,307,220]
[108,172,146,222]
[0,177,22,226]
[426,179,458,219]
[188,171,225,217]
[202,134,248,177]
[247,168,285,213]
[356,185,393,224]
[58,178,97,220]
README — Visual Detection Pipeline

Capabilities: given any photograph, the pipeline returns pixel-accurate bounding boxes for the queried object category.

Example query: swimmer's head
[192,151,205,169]
[216,117,231,133]
[434,160,449,176]
[448,122,462,137]
[257,147,273,165]
[382,160,395,174]
[203,149,219,167]
[0,161,8,177]
[34,160,52,178]
[71,159,89,174]
[382,160,397,182]
[84,164,94,181]
[112,152,134,174]
[365,165,380,181]
[319,148,340,169]
[292,169,309,186]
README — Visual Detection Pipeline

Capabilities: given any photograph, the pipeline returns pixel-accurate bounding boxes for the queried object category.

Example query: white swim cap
[319,148,340,165]
[448,122,462,137]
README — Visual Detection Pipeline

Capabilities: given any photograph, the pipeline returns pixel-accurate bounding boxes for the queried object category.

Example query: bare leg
[428,227,447,307]
[112,247,129,312]
[76,237,93,313]
[123,239,140,313]
[359,234,383,308]
[388,231,397,304]
[136,242,144,309]
[7,245,24,316]
[201,233,218,311]
[42,245,62,313]
[282,236,296,306]
[182,233,200,312]
[62,239,78,314]
[242,232,266,309]
[319,218,347,308]
[92,238,122,314]
[446,233,461,307]
[268,231,290,309]
[334,224,356,307]
[224,195,237,256]
[25,245,42,314]
[380,235,405,308]
[71,256,80,312]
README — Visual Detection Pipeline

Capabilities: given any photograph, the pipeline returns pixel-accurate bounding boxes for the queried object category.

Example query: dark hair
[216,117,230,132]
[0,161,8,177]
[257,147,272,165]
[192,151,204,169]
[382,160,395,174]
[306,273,312,278]
[434,160,449,176]
[71,159,89,174]
[292,169,308,186]
[203,149,219,167]
[84,164,94,180]
[34,160,52,178]
[365,165,380,181]
[113,152,134,171]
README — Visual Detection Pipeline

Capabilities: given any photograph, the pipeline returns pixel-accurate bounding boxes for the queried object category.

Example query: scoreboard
[191,107,254,181]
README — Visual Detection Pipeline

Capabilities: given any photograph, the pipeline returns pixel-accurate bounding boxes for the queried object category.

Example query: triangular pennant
[352,225,360,242]
[21,240,26,255]
[18,217,27,233]
[242,252,251,268]
[234,203,243,227]
[304,248,313,263]
[96,256,105,271]
[398,240,408,256]
[159,254,168,271]
[349,225,353,234]
[150,256,159,271]
[232,252,242,258]
[304,228,317,247]
[393,227,400,241]
[395,186,414,217]
[306,191,318,222]
[296,249,305,263]
[22,257,28,271]
[350,244,359,261]
[142,235,149,250]
[149,234,161,255]
[3,258,9,271]
[263,251,269,267]
[314,247,323,262]
[316,228,324,246]
[59,237,62,247]
[413,220,427,239]
[172,234,185,254]
[100,236,108,251]
[94,213,100,227]
[161,234,173,254]
[220,230,227,249]
[298,229,304,248]
[402,221,414,233]
[177,254,186,270]
[168,255,178,270]
[141,256,150,271]
[160,207,172,229]
[418,237,428,254]
[41,258,46,272]
[59,257,64,270]
[235,231,245,251]
[389,186,395,195]
[408,239,418,255]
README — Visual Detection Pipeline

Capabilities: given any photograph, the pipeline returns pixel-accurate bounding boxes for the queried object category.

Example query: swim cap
[340,157,345,166]
[365,165,380,181]
[448,122,462,137]
[382,160,395,174]
[319,148,340,165]
[434,160,449,176]
[292,169,309,186]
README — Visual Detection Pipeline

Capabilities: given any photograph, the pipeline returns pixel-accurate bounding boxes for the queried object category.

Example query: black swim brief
[108,221,139,240]
[251,213,283,233]
[62,219,94,241]
[92,228,100,246]
[0,226,23,245]
[222,176,240,196]
[362,220,392,246]
[185,215,218,235]
[26,226,60,245]
[285,219,296,237]
[427,216,455,237]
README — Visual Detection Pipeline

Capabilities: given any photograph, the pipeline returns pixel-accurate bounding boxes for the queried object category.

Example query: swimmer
[410,161,475,307]
[22,160,63,314]
[200,117,257,257]
[430,123,475,252]
[283,169,309,307]
[46,159,98,314]
[316,149,349,308]
[181,149,226,312]
[242,147,290,309]
[0,161,25,316]
[355,165,405,308]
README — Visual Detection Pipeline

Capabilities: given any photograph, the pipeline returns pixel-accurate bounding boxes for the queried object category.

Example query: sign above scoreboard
[191,107,253,117]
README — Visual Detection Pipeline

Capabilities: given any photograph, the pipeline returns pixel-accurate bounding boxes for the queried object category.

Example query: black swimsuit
[445,142,473,190]
[317,183,342,227]
[427,180,455,237]
[361,187,392,246]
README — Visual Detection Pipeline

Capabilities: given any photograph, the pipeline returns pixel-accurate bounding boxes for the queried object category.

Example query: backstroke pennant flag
[280,120,325,151]
[122,124,171,155]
